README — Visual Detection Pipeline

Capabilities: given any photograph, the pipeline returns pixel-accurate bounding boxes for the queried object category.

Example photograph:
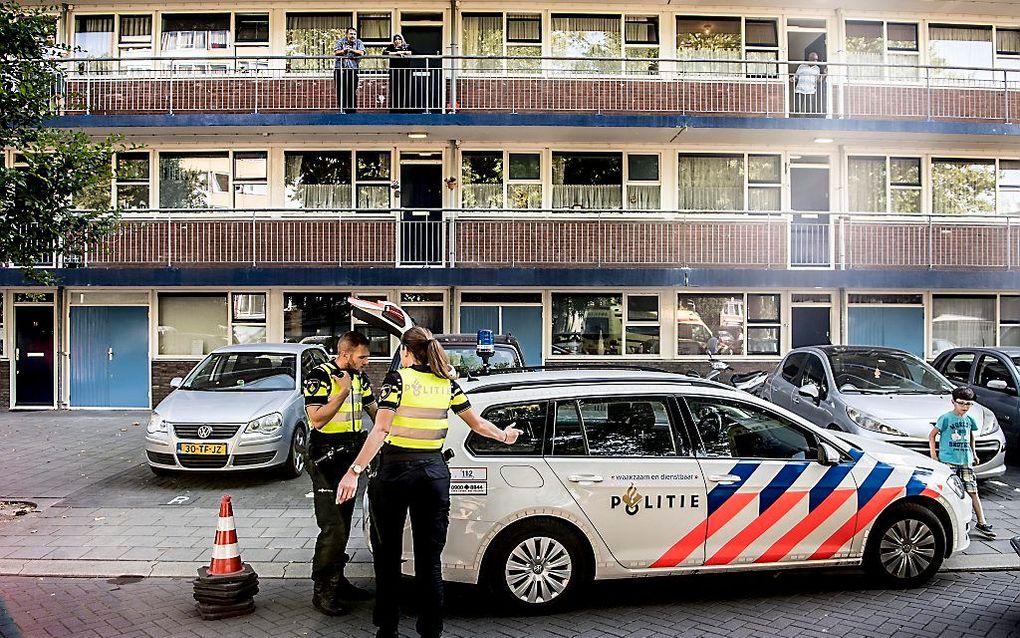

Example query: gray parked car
[145,343,331,477]
[761,346,1006,479]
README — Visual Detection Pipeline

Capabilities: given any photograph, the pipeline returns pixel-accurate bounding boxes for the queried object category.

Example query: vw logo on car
[196,425,213,439]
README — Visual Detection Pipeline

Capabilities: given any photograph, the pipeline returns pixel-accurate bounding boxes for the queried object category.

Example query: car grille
[177,454,229,469]
[233,452,277,467]
[893,439,1001,466]
[171,423,242,440]
[146,451,176,465]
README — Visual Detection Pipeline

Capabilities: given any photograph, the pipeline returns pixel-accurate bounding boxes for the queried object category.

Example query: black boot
[313,580,348,616]
[333,573,373,602]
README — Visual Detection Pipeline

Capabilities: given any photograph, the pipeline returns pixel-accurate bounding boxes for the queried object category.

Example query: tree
[0,1,124,283]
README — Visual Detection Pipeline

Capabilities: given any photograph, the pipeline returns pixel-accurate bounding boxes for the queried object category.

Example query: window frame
[114,150,153,210]
[844,19,920,81]
[677,152,782,212]
[846,155,923,214]
[676,291,783,358]
[466,400,551,457]
[547,394,692,458]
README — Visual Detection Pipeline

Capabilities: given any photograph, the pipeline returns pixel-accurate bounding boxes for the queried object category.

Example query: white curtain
[848,157,888,212]
[552,185,622,209]
[626,185,660,209]
[463,14,503,72]
[678,155,743,210]
[932,296,996,351]
[463,184,504,208]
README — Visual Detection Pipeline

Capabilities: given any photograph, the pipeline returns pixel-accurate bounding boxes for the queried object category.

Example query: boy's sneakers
[975,522,996,539]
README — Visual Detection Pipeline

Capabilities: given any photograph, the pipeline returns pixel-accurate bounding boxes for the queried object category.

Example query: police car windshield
[445,345,520,376]
[828,351,952,394]
[183,353,297,391]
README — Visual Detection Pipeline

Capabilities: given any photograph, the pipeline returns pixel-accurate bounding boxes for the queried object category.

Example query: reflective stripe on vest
[321,367,364,434]
[385,367,451,450]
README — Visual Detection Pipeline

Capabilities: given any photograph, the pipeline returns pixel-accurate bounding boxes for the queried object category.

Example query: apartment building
[5,0,1020,409]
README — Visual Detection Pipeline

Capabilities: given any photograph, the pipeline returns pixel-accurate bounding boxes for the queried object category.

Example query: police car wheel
[865,503,945,588]
[280,424,307,479]
[484,519,590,614]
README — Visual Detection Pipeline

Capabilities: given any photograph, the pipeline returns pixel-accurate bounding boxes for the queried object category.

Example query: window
[624,295,659,355]
[847,294,925,357]
[75,15,115,59]
[781,353,807,383]
[462,13,504,71]
[942,351,975,383]
[677,17,777,76]
[929,24,994,80]
[678,154,779,212]
[932,158,995,214]
[461,151,504,208]
[118,15,153,66]
[996,29,1020,73]
[626,154,660,210]
[744,18,779,76]
[507,13,542,71]
[115,152,150,210]
[400,292,445,334]
[283,293,390,356]
[356,151,391,209]
[286,12,351,72]
[1001,296,1020,346]
[581,398,675,457]
[845,21,919,80]
[508,153,542,209]
[687,397,817,460]
[301,349,329,380]
[551,294,623,355]
[357,13,391,68]
[235,14,269,44]
[932,296,995,356]
[158,293,228,356]
[552,14,621,73]
[284,151,353,209]
[463,13,542,73]
[183,352,296,391]
[552,401,587,455]
[552,152,622,210]
[232,293,266,344]
[848,156,922,214]
[678,293,781,356]
[161,14,230,54]
[468,402,547,456]
[998,160,1020,213]
[975,355,1016,393]
[158,152,230,209]
[233,152,268,209]
[625,16,659,74]
[747,155,782,211]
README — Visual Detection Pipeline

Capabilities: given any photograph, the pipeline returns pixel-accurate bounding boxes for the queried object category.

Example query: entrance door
[792,306,831,348]
[70,306,150,408]
[400,158,444,265]
[400,24,443,112]
[790,157,831,267]
[14,306,55,407]
[787,22,827,117]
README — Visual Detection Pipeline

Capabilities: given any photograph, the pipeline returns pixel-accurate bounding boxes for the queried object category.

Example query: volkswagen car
[144,343,330,477]
[760,346,1006,479]
[373,368,972,613]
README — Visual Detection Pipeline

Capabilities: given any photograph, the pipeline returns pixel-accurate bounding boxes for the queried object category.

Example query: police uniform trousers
[368,450,450,638]
[306,429,367,586]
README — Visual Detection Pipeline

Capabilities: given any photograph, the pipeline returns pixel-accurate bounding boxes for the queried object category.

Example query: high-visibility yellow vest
[385,367,452,450]
[315,362,371,434]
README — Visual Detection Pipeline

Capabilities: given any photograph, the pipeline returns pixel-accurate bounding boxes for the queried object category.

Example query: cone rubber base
[196,564,257,583]
[197,599,255,620]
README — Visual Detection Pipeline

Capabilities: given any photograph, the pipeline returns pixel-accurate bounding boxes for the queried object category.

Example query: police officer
[337,327,521,638]
[303,330,378,616]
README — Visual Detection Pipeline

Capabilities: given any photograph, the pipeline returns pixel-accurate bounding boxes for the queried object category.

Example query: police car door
[679,394,860,567]
[544,394,709,569]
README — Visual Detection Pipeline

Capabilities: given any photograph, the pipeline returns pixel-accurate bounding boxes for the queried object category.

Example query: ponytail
[401,326,456,379]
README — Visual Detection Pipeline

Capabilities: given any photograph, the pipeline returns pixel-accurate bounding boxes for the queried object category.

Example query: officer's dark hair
[402,326,455,380]
[337,330,370,353]
[952,386,976,402]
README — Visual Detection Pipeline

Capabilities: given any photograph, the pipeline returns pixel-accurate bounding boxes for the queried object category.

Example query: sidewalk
[1,410,1018,580]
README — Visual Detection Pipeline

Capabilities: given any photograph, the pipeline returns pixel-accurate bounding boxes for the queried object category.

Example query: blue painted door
[848,307,924,358]
[71,306,149,408]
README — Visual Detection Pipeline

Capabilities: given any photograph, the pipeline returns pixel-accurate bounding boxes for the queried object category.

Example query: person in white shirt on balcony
[793,52,823,116]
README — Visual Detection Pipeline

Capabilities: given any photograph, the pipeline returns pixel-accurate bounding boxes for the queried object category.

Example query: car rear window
[467,401,547,456]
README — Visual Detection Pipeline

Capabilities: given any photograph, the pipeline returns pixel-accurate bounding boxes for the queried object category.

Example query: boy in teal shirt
[929,386,995,539]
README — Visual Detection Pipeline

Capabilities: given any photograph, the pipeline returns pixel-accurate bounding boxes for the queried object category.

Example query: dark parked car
[932,347,1020,454]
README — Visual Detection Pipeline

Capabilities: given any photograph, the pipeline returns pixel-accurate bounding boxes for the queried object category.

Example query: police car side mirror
[169,377,183,389]
[817,441,840,466]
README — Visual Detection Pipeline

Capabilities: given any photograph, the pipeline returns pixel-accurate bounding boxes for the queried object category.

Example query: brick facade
[0,360,9,410]
[150,360,198,407]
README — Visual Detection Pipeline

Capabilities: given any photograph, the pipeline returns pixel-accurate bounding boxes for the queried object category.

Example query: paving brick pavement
[2,569,1020,638]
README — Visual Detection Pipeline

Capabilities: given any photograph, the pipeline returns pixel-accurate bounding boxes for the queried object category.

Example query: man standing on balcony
[336,27,366,113]
[793,51,824,117]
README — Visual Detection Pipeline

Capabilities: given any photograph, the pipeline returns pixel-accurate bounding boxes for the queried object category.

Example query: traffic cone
[193,495,259,620]
[209,495,243,575]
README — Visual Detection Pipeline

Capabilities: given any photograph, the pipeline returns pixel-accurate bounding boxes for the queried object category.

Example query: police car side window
[467,402,547,456]
[551,401,588,456]
[579,398,677,457]
[686,397,817,461]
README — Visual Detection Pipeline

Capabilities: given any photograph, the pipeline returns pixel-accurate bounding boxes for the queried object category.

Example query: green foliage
[0,1,125,284]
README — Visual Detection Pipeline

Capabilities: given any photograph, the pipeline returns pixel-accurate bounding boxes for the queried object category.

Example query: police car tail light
[246,412,283,434]
[846,406,905,436]
[146,413,167,434]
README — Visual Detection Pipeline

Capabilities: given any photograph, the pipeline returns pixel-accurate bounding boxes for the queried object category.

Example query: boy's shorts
[950,465,978,492]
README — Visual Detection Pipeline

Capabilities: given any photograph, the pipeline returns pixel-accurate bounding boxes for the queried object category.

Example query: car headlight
[978,407,1001,436]
[846,406,905,436]
[146,412,166,434]
[246,412,283,435]
[947,473,967,500]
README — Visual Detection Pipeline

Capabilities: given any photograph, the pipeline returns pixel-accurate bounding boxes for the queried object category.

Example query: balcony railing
[48,55,1020,122]
[56,208,1020,271]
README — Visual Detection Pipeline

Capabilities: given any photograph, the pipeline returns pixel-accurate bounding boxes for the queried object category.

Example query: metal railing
[66,208,1020,271]
[48,55,1020,121]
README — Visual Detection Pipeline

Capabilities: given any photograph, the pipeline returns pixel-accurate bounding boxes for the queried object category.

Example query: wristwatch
[350,463,364,476]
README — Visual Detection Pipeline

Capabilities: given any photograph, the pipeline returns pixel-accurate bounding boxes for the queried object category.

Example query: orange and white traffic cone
[209,495,243,575]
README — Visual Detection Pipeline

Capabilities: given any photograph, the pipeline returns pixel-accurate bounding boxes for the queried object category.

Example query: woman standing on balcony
[384,34,415,113]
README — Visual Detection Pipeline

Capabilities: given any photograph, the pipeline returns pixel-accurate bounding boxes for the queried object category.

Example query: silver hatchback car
[145,343,331,477]
[761,346,1006,479]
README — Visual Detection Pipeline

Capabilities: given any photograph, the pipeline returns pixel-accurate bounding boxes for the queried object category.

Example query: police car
[380,368,971,613]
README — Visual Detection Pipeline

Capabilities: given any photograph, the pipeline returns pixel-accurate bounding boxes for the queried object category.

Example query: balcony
[70,209,1020,271]
[49,55,1020,124]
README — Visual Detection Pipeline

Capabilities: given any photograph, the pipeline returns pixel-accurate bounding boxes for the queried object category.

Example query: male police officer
[303,331,378,616]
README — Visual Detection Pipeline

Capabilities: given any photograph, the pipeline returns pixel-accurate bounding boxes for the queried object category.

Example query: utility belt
[309,429,368,468]
[378,445,454,465]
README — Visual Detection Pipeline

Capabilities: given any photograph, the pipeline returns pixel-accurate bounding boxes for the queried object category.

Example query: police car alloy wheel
[864,503,945,587]
[484,519,590,613]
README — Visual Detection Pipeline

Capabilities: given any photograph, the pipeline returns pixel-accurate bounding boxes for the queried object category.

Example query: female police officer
[337,326,521,638]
